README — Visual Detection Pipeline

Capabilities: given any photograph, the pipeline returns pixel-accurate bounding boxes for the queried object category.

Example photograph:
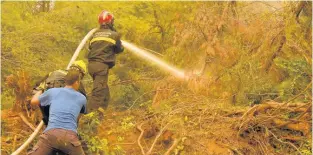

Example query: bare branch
[136,123,146,155]
[146,123,171,155]
[164,138,180,155]
[18,113,35,131]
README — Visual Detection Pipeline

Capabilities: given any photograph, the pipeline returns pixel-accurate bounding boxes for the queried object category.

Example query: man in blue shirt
[29,69,87,155]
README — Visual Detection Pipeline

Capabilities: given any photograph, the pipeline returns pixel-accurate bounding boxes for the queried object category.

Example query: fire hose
[11,28,186,155]
[11,28,98,155]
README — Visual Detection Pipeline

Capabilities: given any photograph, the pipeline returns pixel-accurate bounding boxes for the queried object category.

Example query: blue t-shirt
[39,87,87,133]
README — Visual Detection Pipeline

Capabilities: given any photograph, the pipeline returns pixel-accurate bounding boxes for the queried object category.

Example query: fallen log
[272,118,310,135]
[241,102,311,119]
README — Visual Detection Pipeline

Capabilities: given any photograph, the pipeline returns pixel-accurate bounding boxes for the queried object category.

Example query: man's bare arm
[31,90,43,106]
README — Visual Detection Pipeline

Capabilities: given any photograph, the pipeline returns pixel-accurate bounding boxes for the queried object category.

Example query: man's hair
[65,69,81,85]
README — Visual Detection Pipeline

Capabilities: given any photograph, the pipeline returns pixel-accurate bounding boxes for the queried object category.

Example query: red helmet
[98,10,114,25]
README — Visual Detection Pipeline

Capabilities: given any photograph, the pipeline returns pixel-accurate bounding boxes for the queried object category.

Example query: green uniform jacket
[34,70,86,97]
[87,28,124,68]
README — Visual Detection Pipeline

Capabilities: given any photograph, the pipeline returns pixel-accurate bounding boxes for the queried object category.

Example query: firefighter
[87,10,124,110]
[33,60,87,125]
[29,69,87,155]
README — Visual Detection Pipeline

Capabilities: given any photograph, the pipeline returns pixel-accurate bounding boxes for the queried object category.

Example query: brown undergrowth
[2,76,312,155]
[1,109,40,155]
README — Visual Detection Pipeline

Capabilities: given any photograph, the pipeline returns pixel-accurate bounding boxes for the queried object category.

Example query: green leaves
[121,116,135,131]
[275,58,311,76]
[2,1,311,111]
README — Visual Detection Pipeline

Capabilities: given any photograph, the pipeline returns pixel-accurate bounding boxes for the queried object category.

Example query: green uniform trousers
[88,61,110,111]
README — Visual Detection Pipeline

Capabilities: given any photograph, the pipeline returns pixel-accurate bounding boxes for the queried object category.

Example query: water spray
[122,41,186,79]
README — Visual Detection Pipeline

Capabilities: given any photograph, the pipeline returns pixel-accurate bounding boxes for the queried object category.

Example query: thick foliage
[2,1,311,107]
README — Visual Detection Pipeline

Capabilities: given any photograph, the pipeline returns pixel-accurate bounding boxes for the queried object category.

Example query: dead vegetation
[5,71,32,113]
[1,109,37,155]
[2,73,312,155]
[237,101,312,155]
[2,74,311,155]
[5,71,41,129]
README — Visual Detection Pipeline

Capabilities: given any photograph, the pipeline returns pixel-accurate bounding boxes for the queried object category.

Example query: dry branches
[146,123,170,155]
[268,130,302,155]
[136,122,172,155]
[164,138,180,155]
[5,71,32,112]
[136,123,146,155]
[237,101,311,154]
[18,113,35,131]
